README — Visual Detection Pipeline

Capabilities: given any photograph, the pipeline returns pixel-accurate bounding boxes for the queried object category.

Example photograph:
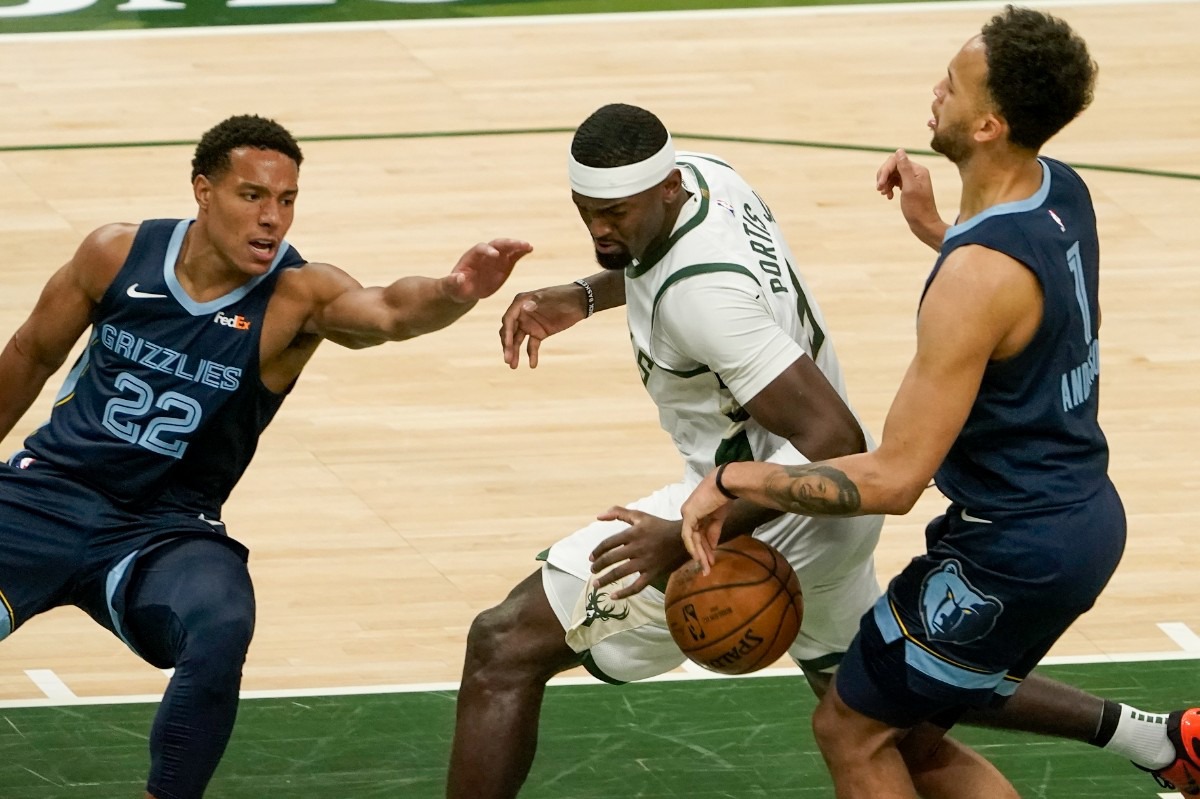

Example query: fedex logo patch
[214,311,252,331]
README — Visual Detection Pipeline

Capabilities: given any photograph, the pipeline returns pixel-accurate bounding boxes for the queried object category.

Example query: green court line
[3,128,1198,182]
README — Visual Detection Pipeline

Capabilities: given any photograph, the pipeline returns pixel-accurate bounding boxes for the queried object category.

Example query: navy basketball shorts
[0,460,246,655]
[835,482,1126,729]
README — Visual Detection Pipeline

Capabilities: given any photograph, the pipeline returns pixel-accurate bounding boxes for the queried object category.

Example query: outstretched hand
[443,239,533,303]
[680,471,734,575]
[875,149,947,250]
[499,282,590,369]
[589,507,691,600]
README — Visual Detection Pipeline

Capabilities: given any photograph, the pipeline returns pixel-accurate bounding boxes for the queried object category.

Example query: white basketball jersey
[624,152,859,481]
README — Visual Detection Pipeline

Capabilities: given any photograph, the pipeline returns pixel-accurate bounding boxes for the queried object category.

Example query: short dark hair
[571,104,669,168]
[190,114,303,181]
[981,6,1096,151]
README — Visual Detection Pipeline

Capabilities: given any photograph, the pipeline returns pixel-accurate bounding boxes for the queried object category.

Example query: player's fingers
[590,531,631,568]
[526,335,541,369]
[489,238,534,258]
[499,299,530,361]
[610,573,653,601]
[694,523,718,574]
[704,525,723,570]
[875,155,897,190]
[681,521,701,562]
[590,547,630,574]
[877,149,906,188]
[895,149,923,183]
[699,538,715,575]
[593,563,636,590]
[877,171,899,200]
[506,329,529,369]
[596,505,638,523]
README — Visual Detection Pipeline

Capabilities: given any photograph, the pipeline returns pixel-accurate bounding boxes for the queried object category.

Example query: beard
[594,246,633,270]
[930,120,973,165]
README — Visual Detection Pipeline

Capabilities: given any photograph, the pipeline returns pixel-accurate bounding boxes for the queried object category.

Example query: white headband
[567,135,677,199]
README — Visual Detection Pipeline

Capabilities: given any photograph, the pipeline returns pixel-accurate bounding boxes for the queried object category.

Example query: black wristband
[714,462,739,500]
[573,278,595,318]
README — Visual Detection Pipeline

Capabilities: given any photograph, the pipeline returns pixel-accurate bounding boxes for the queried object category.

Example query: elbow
[794,423,868,463]
[874,481,927,516]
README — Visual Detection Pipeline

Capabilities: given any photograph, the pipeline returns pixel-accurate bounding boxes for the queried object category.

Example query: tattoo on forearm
[770,465,862,516]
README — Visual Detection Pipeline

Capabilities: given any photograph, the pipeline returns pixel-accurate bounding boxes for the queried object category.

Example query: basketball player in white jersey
[446,102,884,799]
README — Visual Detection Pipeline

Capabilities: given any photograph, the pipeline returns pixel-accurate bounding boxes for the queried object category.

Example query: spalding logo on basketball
[665,536,804,675]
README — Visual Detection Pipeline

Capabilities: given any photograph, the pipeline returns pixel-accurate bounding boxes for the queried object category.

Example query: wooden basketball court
[0,0,1196,705]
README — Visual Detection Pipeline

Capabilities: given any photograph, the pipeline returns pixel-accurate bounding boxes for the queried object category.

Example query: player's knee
[463,601,569,685]
[464,602,526,671]
[176,599,255,697]
[812,690,860,757]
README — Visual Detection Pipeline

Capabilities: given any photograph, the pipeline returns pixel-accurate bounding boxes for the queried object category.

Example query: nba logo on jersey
[213,311,252,331]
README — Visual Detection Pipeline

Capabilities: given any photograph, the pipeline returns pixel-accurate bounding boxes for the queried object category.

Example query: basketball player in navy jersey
[0,114,530,799]
[681,7,1199,797]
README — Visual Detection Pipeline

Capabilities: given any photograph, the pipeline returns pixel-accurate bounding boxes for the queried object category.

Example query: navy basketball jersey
[25,219,306,513]
[924,158,1109,511]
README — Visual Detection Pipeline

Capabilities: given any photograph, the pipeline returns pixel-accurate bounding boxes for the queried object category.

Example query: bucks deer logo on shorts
[919,560,1003,644]
[580,587,630,627]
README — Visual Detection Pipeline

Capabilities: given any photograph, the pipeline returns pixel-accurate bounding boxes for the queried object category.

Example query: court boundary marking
[2,129,1198,183]
[1,647,1197,709]
[0,0,1197,42]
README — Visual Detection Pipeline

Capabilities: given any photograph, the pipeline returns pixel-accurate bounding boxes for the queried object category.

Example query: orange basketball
[664,536,803,675]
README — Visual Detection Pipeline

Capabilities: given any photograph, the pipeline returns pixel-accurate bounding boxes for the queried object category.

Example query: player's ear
[193,174,213,210]
[662,168,683,199]
[975,111,1006,145]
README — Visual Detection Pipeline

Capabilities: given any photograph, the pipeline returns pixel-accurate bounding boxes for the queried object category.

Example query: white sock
[1103,704,1176,769]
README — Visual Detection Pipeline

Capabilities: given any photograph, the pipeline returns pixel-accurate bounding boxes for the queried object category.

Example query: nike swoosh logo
[126,283,167,299]
[960,509,992,524]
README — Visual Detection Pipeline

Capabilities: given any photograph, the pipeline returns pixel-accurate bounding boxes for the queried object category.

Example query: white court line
[0,0,1197,43]
[1159,793,1184,799]
[2,647,1199,709]
[1158,623,1200,652]
[23,669,77,701]
[678,660,711,676]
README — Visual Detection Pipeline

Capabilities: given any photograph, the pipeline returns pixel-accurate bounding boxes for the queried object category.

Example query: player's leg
[899,721,1019,799]
[447,569,583,799]
[962,670,1103,739]
[963,670,1175,762]
[116,537,257,799]
[0,465,95,645]
[449,482,700,799]
[811,677,919,799]
[817,608,1019,799]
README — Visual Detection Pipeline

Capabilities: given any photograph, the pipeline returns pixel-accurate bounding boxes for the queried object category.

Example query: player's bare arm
[499,268,624,369]
[303,238,531,350]
[877,149,949,250]
[681,245,1044,569]
[743,354,867,463]
[0,223,134,439]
